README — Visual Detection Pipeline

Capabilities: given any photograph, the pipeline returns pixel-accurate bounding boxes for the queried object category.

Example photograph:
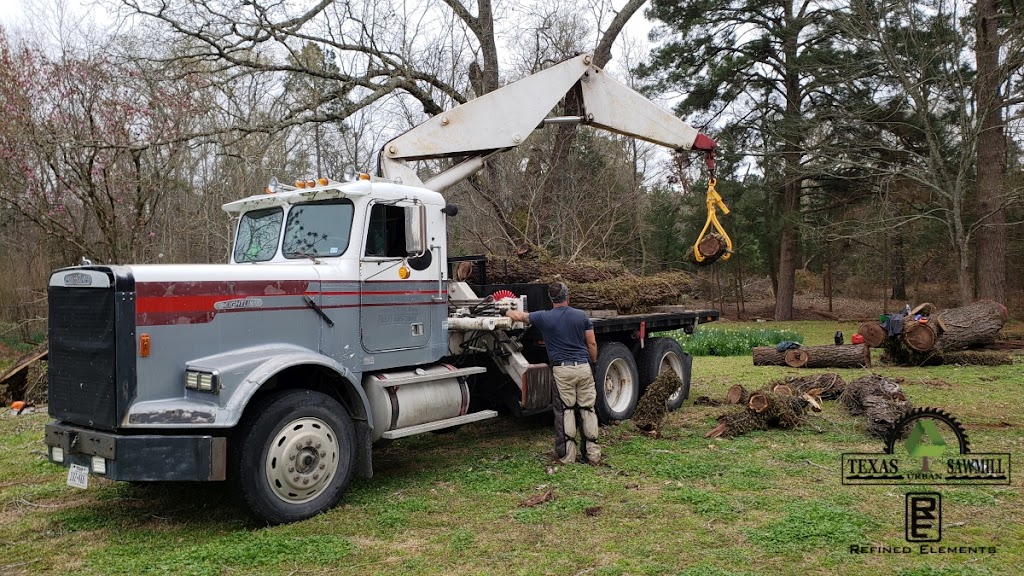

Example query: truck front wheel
[638,337,693,412]
[234,389,356,525]
[593,342,640,423]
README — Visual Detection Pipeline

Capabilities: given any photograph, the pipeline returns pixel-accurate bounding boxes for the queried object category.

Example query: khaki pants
[552,364,601,464]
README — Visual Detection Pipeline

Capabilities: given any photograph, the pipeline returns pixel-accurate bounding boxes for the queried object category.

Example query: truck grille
[48,274,133,430]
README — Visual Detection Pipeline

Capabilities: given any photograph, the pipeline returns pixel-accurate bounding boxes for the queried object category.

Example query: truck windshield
[283,199,355,259]
[234,207,283,263]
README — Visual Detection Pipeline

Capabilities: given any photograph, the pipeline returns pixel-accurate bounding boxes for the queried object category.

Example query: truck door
[359,201,439,353]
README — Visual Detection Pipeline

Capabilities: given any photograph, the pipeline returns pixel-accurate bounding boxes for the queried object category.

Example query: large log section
[865,300,1009,365]
[752,345,870,368]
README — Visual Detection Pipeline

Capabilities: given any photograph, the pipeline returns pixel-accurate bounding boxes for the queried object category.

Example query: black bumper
[45,421,227,481]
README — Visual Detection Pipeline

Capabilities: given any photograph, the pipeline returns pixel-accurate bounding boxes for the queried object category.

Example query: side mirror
[405,204,427,257]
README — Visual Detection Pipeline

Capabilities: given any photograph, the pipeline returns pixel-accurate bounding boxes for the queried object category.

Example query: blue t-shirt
[528,306,594,364]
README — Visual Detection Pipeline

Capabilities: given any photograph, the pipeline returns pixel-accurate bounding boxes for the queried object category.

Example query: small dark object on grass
[585,506,604,517]
[520,489,554,507]
[693,395,724,406]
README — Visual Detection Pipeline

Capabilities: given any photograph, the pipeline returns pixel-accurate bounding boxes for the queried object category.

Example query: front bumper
[45,421,227,481]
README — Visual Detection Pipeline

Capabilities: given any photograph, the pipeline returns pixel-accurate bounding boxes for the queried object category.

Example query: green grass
[661,324,804,356]
[1,320,1021,575]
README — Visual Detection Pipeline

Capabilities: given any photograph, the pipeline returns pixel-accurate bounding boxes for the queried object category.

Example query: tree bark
[880,300,1007,365]
[974,0,1007,305]
[839,374,911,438]
[752,345,870,368]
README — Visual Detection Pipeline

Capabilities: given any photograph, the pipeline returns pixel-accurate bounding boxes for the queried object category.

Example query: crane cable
[693,152,732,263]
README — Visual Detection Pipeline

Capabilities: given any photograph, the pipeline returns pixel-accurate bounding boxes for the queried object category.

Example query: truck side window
[282,199,355,259]
[234,207,283,263]
[365,204,407,258]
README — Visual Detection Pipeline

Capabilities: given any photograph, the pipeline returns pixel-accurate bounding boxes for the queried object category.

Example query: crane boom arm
[379,54,716,191]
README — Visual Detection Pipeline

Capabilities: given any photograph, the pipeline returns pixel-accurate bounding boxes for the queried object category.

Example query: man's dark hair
[549,282,569,304]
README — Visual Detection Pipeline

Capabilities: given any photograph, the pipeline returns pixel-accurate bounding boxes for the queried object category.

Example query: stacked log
[476,256,697,314]
[752,345,870,369]
[864,300,1009,366]
[840,374,911,438]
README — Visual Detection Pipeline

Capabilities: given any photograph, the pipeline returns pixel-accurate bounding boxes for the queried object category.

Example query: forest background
[0,0,1022,341]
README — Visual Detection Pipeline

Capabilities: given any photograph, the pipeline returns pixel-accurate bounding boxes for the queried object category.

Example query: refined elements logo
[846,408,1001,556]
[842,407,1010,485]
[905,493,941,542]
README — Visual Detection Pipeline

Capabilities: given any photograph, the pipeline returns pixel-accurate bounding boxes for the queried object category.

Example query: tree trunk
[890,227,907,301]
[974,0,1007,305]
[752,345,870,368]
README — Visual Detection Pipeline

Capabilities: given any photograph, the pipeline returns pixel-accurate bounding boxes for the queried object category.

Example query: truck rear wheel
[234,389,356,525]
[594,342,640,423]
[638,337,693,411]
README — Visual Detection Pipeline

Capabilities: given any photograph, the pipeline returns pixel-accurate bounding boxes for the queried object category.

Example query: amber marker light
[306,179,316,188]
[295,180,307,188]
[139,333,151,357]
[398,266,410,279]
[317,177,329,186]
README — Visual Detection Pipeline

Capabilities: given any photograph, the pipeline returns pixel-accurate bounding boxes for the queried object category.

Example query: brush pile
[705,382,822,438]
[839,374,912,438]
[632,371,683,433]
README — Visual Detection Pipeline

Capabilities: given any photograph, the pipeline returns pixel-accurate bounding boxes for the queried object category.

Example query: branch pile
[839,374,912,438]
[856,300,1008,366]
[480,256,697,314]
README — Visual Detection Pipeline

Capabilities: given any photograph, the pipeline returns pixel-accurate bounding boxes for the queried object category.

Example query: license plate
[67,464,89,489]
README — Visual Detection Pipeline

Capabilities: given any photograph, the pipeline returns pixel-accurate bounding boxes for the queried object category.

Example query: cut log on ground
[857,322,886,348]
[705,390,818,439]
[752,345,870,369]
[840,374,911,438]
[881,300,1008,366]
[726,384,749,405]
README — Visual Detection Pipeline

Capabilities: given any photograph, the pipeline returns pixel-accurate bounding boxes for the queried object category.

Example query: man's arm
[585,329,597,363]
[506,309,530,324]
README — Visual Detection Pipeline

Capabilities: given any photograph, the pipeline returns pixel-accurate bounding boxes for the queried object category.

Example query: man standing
[506,282,601,465]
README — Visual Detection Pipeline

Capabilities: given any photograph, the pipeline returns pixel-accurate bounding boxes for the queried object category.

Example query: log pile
[478,256,697,314]
[840,374,911,438]
[857,300,1009,366]
[705,385,822,438]
[752,344,870,369]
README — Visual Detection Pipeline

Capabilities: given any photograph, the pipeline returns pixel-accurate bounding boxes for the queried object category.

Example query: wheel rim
[660,352,685,404]
[603,358,636,412]
[265,416,340,505]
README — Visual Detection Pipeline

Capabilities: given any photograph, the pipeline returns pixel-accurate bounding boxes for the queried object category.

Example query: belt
[556,361,589,367]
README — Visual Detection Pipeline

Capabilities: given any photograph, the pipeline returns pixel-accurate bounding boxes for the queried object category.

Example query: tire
[233,389,356,525]
[638,337,693,412]
[594,342,641,423]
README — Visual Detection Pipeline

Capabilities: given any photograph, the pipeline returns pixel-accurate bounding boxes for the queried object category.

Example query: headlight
[185,370,219,393]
